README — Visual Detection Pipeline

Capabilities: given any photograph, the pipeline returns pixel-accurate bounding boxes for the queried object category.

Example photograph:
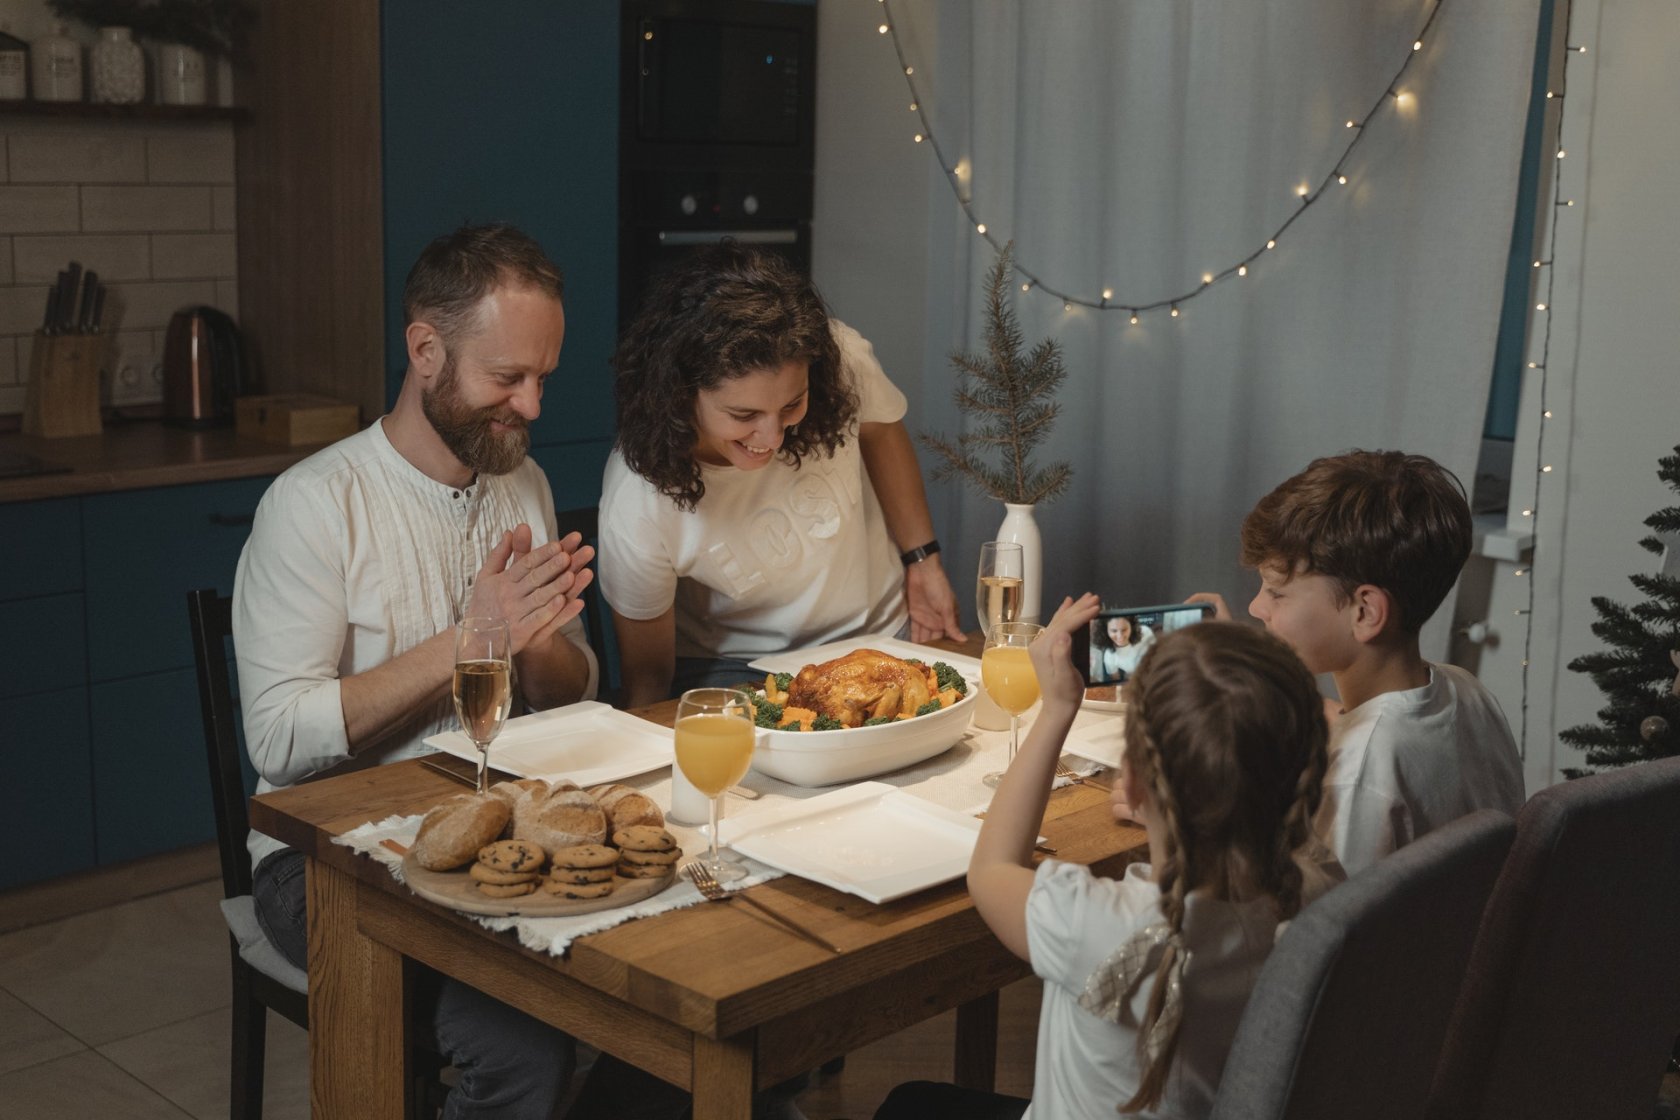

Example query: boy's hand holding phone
[1184,591,1233,620]
[1030,594,1103,719]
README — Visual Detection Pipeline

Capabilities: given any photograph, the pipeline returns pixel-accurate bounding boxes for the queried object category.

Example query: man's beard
[422,353,531,476]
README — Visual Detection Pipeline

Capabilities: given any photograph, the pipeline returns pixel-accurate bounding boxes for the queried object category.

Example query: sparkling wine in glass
[981,620,1043,787]
[675,687,756,884]
[454,616,513,794]
[977,541,1025,637]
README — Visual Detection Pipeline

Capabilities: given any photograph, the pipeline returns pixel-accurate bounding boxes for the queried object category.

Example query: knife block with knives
[23,261,108,438]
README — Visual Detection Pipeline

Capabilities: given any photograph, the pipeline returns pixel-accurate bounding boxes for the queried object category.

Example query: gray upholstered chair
[1209,809,1515,1120]
[1426,756,1680,1120]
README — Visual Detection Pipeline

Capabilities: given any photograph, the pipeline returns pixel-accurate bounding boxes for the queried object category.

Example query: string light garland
[1517,0,1580,758]
[876,0,1448,317]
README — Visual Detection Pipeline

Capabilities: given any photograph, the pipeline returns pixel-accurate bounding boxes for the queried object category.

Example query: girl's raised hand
[1029,593,1102,716]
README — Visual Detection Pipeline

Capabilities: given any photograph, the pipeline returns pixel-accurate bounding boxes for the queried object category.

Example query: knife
[42,279,61,335]
[76,270,98,333]
[88,281,105,334]
[61,261,81,333]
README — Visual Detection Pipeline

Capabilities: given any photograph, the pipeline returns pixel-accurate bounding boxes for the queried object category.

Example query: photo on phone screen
[1079,603,1215,687]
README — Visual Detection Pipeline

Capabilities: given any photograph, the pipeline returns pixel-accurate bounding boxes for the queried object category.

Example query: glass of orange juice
[981,621,1043,787]
[674,687,757,883]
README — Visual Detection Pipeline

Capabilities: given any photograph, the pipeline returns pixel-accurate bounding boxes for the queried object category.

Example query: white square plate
[423,700,673,788]
[713,782,981,904]
[748,635,982,679]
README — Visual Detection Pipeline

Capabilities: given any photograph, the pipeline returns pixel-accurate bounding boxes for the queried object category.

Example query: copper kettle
[163,306,250,427]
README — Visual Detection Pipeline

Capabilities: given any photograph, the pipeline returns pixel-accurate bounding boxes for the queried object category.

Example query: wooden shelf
[0,100,247,122]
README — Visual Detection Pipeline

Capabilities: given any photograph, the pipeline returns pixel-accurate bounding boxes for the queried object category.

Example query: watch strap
[900,540,941,566]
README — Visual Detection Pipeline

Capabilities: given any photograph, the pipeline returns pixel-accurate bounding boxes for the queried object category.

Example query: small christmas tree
[920,244,1072,506]
[1559,444,1680,774]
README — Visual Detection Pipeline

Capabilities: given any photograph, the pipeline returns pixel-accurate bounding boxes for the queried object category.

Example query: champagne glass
[453,617,513,794]
[977,541,1025,637]
[981,621,1043,787]
[675,687,756,884]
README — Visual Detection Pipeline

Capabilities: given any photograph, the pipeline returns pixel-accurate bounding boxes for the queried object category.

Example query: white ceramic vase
[158,42,206,106]
[91,27,143,105]
[997,502,1042,623]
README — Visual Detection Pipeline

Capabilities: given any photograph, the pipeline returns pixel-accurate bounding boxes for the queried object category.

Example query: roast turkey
[786,648,934,728]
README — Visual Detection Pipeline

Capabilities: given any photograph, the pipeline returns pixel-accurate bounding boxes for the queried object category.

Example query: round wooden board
[401,853,677,918]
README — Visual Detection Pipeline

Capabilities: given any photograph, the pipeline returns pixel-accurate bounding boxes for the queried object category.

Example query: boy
[1193,450,1524,875]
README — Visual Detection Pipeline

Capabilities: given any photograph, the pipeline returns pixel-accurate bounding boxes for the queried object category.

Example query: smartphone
[1073,602,1216,687]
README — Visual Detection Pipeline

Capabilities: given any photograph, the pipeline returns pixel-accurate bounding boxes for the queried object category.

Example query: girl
[879,595,1329,1119]
[599,242,963,707]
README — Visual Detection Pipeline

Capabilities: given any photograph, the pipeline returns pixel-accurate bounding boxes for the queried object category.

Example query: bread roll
[412,793,511,871]
[587,783,665,831]
[513,787,608,853]
[487,777,549,809]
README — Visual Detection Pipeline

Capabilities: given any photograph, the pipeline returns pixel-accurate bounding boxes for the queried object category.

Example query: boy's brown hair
[1239,450,1471,633]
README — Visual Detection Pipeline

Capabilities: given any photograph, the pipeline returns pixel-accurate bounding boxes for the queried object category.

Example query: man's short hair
[1239,450,1472,633]
[403,224,564,348]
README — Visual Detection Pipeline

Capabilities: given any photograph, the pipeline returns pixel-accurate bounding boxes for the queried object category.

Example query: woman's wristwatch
[900,540,941,566]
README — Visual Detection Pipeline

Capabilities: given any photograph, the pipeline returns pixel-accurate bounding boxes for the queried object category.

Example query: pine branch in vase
[921,243,1072,506]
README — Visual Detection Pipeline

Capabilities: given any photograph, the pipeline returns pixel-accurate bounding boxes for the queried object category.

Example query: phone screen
[1082,603,1214,686]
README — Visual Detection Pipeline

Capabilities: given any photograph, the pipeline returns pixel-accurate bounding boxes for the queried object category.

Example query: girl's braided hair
[1116,621,1329,1112]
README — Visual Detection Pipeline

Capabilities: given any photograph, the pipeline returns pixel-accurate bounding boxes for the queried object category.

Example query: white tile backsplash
[81,185,213,232]
[0,119,237,413]
[0,185,78,232]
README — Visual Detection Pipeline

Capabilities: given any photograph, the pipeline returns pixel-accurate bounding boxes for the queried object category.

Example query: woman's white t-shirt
[599,321,910,662]
[1023,861,1280,1120]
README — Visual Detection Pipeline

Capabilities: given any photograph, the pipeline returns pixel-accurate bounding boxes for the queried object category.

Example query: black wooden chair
[190,588,448,1119]
[188,587,309,1120]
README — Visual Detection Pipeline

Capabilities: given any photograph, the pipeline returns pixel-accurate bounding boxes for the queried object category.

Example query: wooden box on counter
[23,331,104,438]
[236,393,360,446]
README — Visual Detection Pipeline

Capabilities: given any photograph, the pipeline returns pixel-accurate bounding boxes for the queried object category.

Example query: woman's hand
[1028,593,1102,719]
[905,555,967,642]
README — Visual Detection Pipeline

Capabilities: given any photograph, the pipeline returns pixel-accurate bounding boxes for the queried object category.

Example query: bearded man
[233,224,596,1117]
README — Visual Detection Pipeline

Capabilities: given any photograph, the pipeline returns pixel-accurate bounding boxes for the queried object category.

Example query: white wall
[1468,0,1680,791]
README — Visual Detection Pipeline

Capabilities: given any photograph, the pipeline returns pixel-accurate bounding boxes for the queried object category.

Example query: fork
[684,861,843,953]
[1055,762,1089,785]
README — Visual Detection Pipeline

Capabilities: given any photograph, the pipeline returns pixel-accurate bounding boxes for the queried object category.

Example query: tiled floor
[0,876,310,1119]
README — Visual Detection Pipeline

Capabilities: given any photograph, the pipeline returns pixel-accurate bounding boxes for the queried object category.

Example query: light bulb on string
[1337,174,1348,185]
[1129,312,1139,325]
[1557,149,1566,159]
[878,23,889,34]
[976,223,986,234]
[1544,409,1554,418]
[1536,302,1547,311]
[1102,288,1113,301]
[1346,119,1360,129]
[1021,281,1032,292]
[1266,239,1276,250]
[1170,305,1180,318]
[1413,39,1423,50]
[913,134,924,143]
[1201,273,1212,285]
[1542,465,1554,472]
[1238,265,1248,277]
[1063,301,1072,312]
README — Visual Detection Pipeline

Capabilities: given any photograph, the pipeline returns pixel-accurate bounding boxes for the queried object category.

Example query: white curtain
[899,0,1539,655]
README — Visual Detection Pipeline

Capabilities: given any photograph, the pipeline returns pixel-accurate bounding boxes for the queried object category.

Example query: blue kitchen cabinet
[0,684,95,890]
[82,476,270,682]
[0,593,86,700]
[0,497,81,602]
[89,667,216,864]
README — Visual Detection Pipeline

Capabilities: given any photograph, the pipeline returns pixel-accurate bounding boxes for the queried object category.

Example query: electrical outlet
[110,347,161,407]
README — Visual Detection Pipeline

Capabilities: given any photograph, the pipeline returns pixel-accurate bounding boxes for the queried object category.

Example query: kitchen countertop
[0,419,330,503]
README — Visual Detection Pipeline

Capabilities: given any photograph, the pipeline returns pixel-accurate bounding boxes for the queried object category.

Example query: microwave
[622,0,815,167]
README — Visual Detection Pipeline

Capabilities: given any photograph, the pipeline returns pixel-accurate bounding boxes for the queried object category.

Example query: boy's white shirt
[1316,661,1526,876]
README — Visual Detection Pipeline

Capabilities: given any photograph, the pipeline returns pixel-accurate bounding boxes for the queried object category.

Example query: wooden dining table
[249,636,1148,1119]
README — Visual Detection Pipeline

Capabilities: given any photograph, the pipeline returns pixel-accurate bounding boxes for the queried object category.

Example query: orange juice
[674,713,755,797]
[982,645,1040,715]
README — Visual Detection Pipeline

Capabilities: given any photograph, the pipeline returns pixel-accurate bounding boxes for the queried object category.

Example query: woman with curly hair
[599,243,963,706]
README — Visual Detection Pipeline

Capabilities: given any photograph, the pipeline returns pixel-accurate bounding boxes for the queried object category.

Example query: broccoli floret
[781,720,803,732]
[811,714,844,731]
[752,695,783,729]
[933,661,968,696]
[863,715,896,727]
[773,671,793,692]
[915,698,944,718]
[902,658,924,668]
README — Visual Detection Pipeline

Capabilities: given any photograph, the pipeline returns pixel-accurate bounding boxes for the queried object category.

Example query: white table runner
[333,707,1119,957]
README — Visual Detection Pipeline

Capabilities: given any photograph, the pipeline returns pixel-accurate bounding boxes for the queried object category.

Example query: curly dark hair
[613,243,857,510]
